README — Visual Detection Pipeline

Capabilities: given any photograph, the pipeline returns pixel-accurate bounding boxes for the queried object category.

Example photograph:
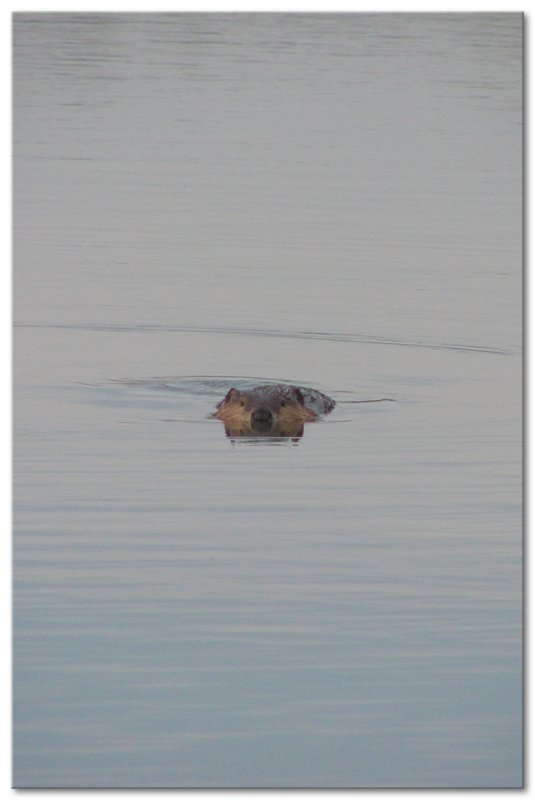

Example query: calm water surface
[13,13,522,788]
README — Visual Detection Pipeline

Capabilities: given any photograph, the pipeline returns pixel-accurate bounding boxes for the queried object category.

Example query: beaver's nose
[251,407,273,424]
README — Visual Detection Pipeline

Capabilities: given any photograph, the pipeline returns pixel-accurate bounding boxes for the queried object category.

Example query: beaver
[213,383,335,436]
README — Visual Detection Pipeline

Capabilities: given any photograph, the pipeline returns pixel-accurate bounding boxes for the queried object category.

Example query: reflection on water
[223,422,305,444]
[13,11,522,790]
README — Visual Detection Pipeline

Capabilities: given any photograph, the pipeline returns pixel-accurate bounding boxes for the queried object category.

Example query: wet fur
[213,384,335,426]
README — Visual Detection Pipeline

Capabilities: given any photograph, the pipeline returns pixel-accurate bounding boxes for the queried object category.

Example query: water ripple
[14,321,513,356]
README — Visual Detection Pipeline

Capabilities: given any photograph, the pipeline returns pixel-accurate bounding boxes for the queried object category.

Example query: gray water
[13,13,522,788]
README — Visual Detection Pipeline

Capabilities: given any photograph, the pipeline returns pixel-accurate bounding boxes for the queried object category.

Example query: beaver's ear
[224,388,241,402]
[294,388,305,405]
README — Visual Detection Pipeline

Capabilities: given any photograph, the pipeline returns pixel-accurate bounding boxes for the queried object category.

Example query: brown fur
[213,384,334,433]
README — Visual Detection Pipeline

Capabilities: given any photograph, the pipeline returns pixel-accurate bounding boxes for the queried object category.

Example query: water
[13,13,522,788]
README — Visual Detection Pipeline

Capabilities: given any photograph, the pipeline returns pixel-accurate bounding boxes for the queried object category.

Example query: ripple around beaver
[101,376,397,443]
[110,375,396,406]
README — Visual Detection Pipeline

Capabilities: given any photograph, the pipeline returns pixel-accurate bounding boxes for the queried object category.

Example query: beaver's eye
[280,400,286,407]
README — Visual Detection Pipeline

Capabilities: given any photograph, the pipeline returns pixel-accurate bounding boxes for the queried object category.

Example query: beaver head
[214,384,316,431]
